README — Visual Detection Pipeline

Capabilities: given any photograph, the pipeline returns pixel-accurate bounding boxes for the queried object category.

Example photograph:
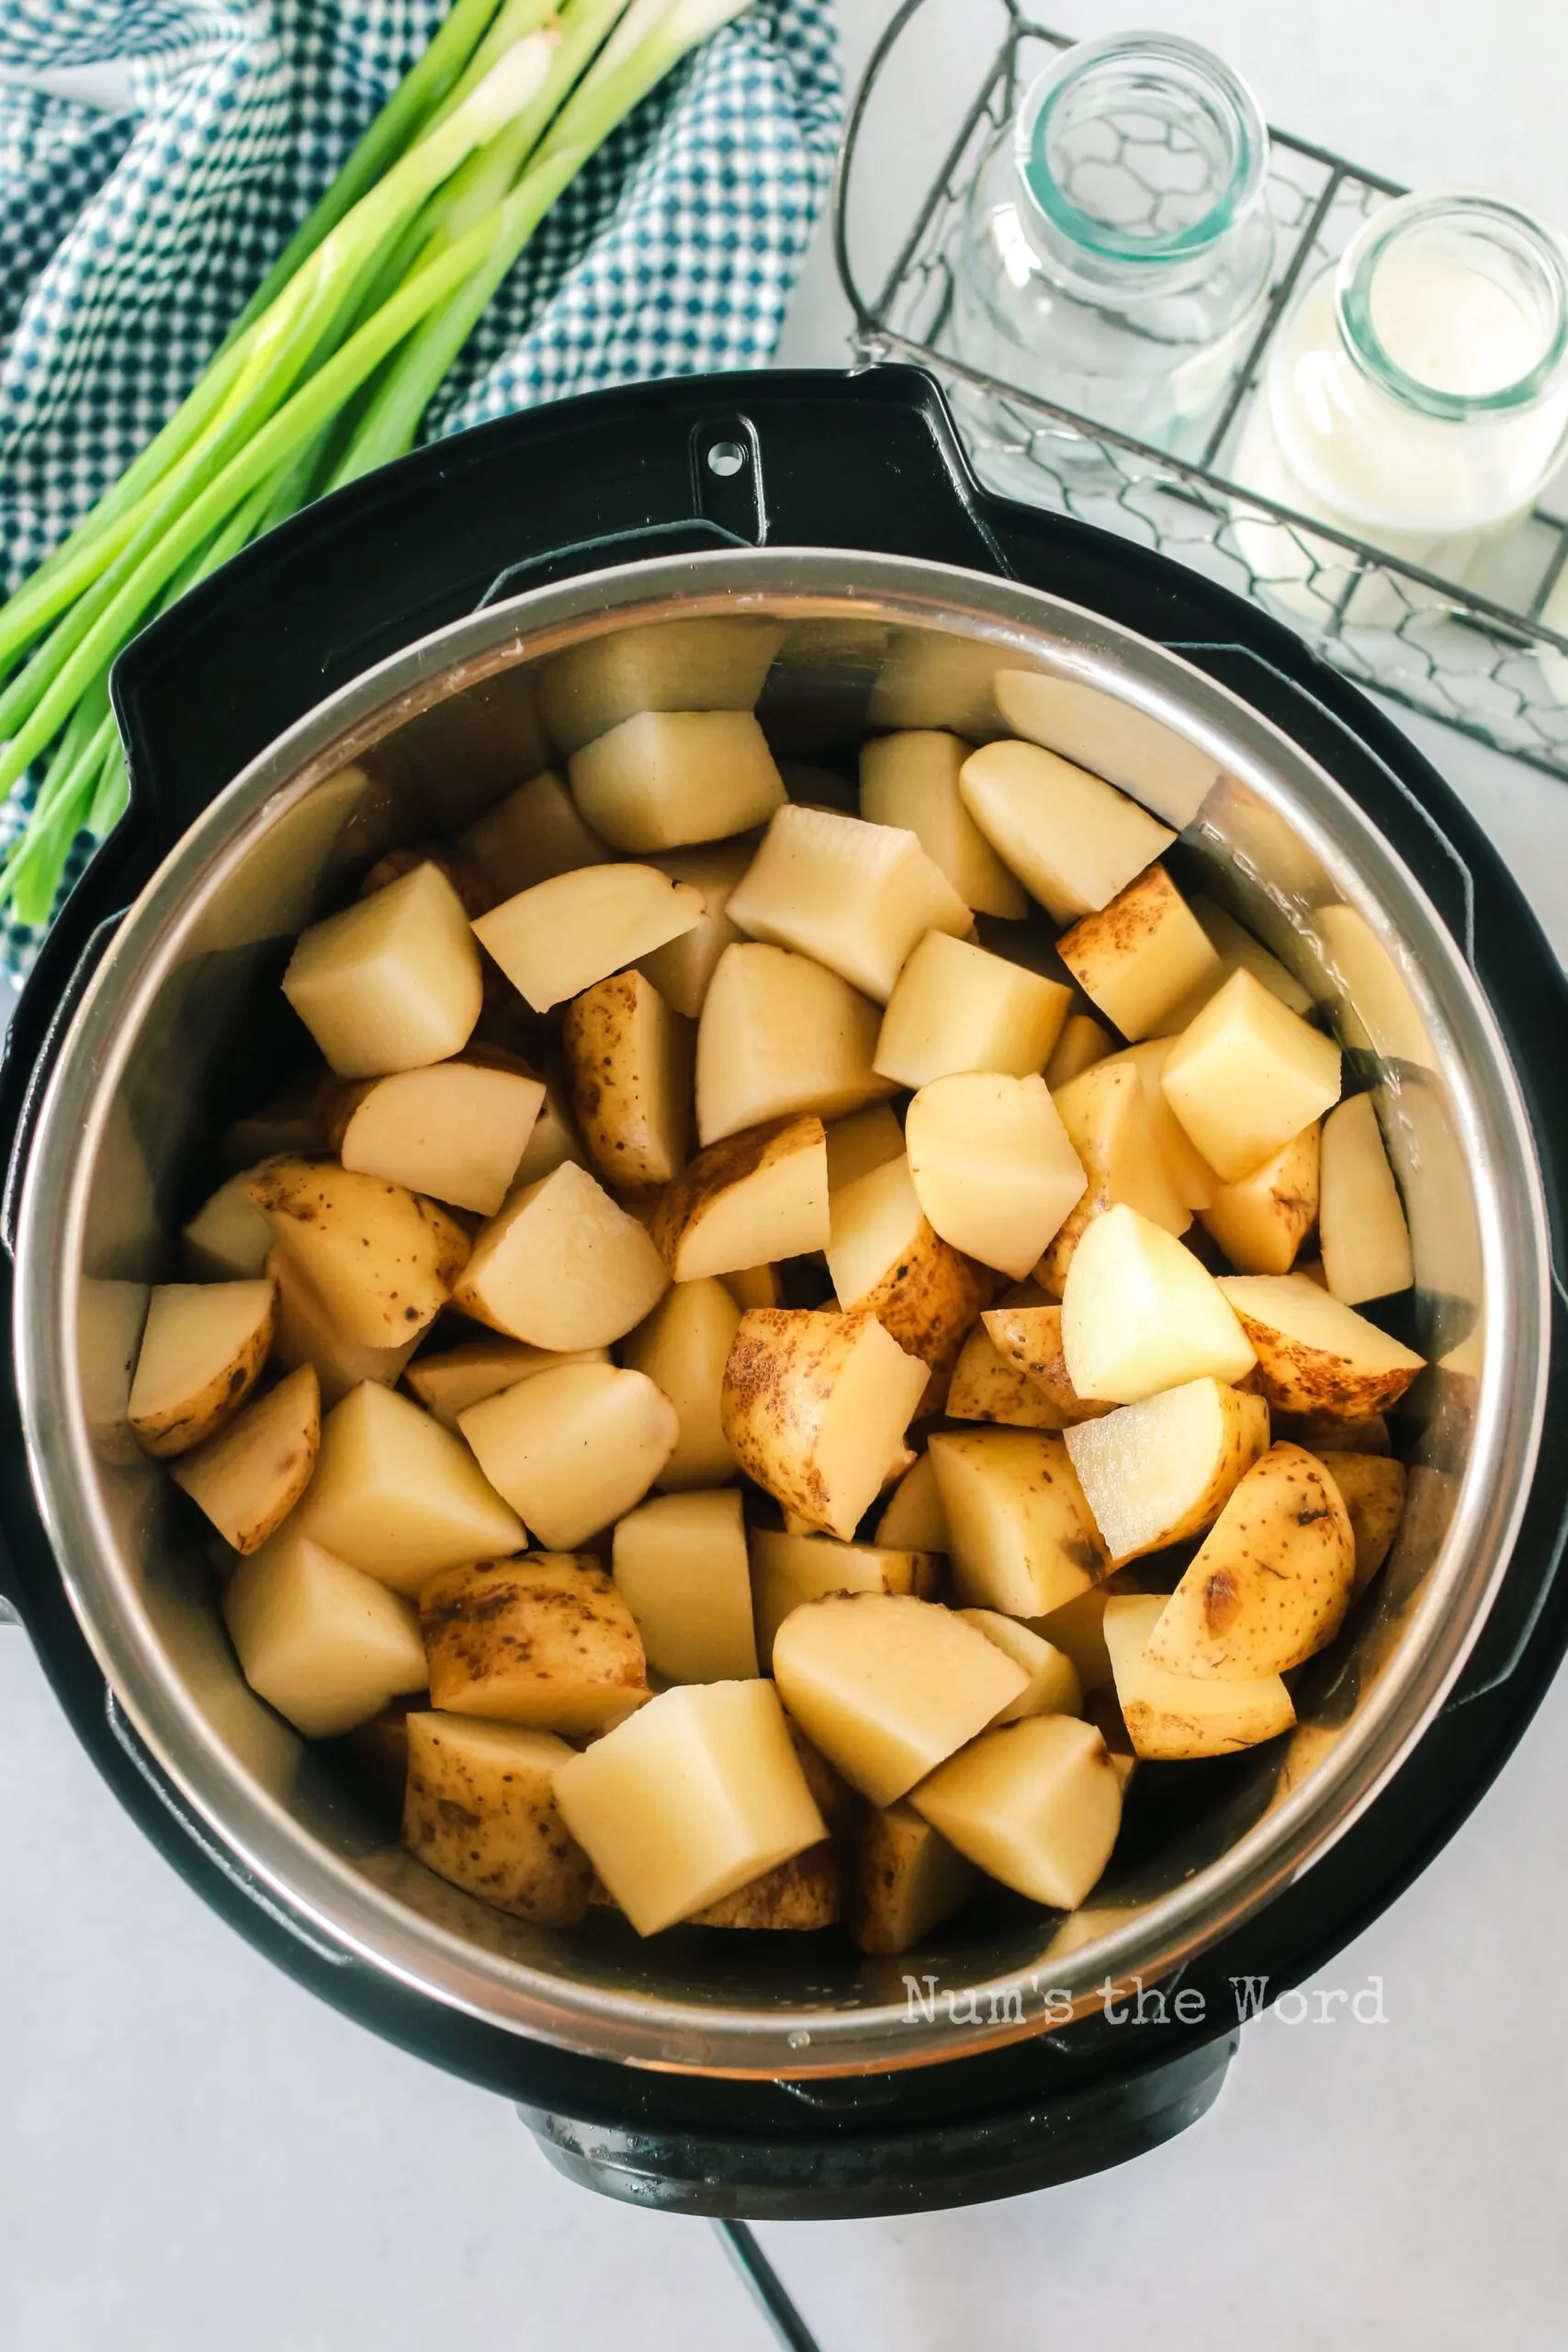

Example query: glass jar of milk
[950,32,1276,482]
[1233,191,1568,612]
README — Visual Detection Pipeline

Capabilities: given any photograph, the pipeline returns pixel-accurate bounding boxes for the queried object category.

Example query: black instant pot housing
[1,368,1564,2220]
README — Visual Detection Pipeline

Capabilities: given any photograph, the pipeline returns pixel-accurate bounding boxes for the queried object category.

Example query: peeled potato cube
[906,1070,1086,1281]
[283,862,483,1079]
[848,1800,980,1954]
[511,1073,586,1189]
[1200,1123,1320,1275]
[1096,1038,1220,1215]
[246,1160,468,1349]
[635,839,754,1017]
[1161,968,1341,1182]
[457,769,611,897]
[618,1276,740,1490]
[129,1279,276,1458]
[827,1152,991,1379]
[721,1307,928,1540]
[928,1429,1109,1616]
[874,930,1070,1089]
[172,1363,320,1554]
[874,1453,951,1552]
[182,1167,276,1281]
[1315,1450,1407,1596]
[1105,1595,1294,1758]
[328,1057,546,1216]
[420,1554,648,1731]
[824,1102,904,1192]
[1064,1378,1270,1563]
[402,1713,592,1924]
[1157,894,1314,1032]
[405,1338,609,1429]
[911,1713,1122,1909]
[727,805,972,1003]
[1039,1059,1190,1294]
[1043,1010,1116,1090]
[1145,1442,1355,1679]
[1057,864,1220,1042]
[696,941,894,1146]
[553,1679,827,1935]
[958,739,1175,923]
[980,1303,1113,1425]
[1061,1204,1255,1404]
[452,1160,670,1350]
[457,1363,677,1550]
[567,709,784,852]
[563,968,692,1198]
[859,729,1027,919]
[946,1326,1072,1429]
[1032,1584,1115,1691]
[750,1528,940,1667]
[538,616,784,754]
[773,1592,1027,1805]
[953,1609,1083,1723]
[1318,1093,1415,1304]
[651,1115,828,1282]
[612,1489,758,1682]
[1216,1273,1424,1418]
[472,864,705,1013]
[224,1530,426,1737]
[267,1245,419,1409]
[721,1263,783,1312]
[291,1380,524,1595]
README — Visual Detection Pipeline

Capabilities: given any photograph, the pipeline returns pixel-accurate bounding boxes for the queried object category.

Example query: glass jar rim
[1013,30,1269,267]
[1334,190,1568,420]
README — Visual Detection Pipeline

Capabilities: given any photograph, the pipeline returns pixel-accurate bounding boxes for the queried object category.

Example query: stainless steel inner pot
[14,549,1551,2078]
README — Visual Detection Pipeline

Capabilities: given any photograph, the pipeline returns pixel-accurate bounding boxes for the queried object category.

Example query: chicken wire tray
[832,0,1568,777]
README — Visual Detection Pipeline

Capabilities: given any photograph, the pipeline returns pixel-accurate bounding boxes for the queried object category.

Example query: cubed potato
[171,1364,321,1555]
[1063,1378,1270,1563]
[859,729,1028,919]
[267,1245,419,1409]
[1060,1204,1255,1404]
[906,1070,1086,1281]
[224,1530,426,1737]
[457,1363,678,1549]
[695,942,895,1146]
[773,1592,1027,1805]
[420,1554,649,1731]
[720,1263,783,1312]
[552,1679,827,1935]
[1057,864,1220,1042]
[957,740,1175,923]
[947,1326,1071,1429]
[1104,1593,1295,1759]
[928,1428,1109,1617]
[283,862,482,1078]
[651,1115,828,1282]
[953,1608,1083,1723]
[820,1105,901,1197]
[726,805,972,1003]
[1160,969,1342,1182]
[245,1159,468,1349]
[457,769,612,897]
[405,1338,610,1429]
[686,1842,843,1929]
[911,1713,1122,1909]
[1095,1038,1220,1214]
[402,1713,593,1924]
[1145,1442,1356,1679]
[826,1153,990,1380]
[635,839,754,1017]
[612,1489,758,1682]
[1215,1273,1425,1418]
[537,616,784,754]
[128,1278,276,1457]
[290,1380,524,1594]
[357,843,495,918]
[720,1307,929,1540]
[979,1303,1113,1426]
[874,1453,951,1552]
[1318,1093,1415,1304]
[1031,1583,1115,1691]
[617,1276,740,1490]
[1156,894,1314,1032]
[750,1529,940,1667]
[874,931,1069,1092]
[327,1057,546,1216]
[1274,1408,1392,1454]
[1315,1451,1407,1596]
[181,1166,276,1281]
[563,968,693,1198]
[849,1799,980,1954]
[511,1071,586,1188]
[1081,1687,1139,1790]
[568,710,784,854]
[1200,1124,1321,1275]
[1043,1010,1116,1090]
[1039,1060,1190,1294]
[452,1160,670,1349]
[472,863,705,1013]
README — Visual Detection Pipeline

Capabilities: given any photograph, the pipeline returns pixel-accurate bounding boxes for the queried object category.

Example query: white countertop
[5,5,1568,2346]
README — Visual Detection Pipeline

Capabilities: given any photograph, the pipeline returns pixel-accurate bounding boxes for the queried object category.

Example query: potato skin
[1314,1450,1406,1596]
[981,1305,1113,1424]
[719,1306,906,1534]
[1146,1442,1356,1679]
[563,968,692,1198]
[685,1841,842,1928]
[651,1114,823,1275]
[419,1555,649,1733]
[247,1158,470,1344]
[171,1363,321,1553]
[135,1295,276,1459]
[855,1221,992,1386]
[1224,1306,1420,1419]
[401,1713,593,1925]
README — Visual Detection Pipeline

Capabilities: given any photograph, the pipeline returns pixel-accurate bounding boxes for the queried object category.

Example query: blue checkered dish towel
[0,0,842,975]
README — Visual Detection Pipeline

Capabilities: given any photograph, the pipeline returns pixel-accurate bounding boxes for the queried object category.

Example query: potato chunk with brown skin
[946,1325,1072,1430]
[402,1713,593,1926]
[1056,864,1220,1043]
[1315,1450,1407,1596]
[129,1279,276,1458]
[245,1160,468,1349]
[686,1842,843,1929]
[1145,1442,1356,1679]
[1200,1125,1321,1276]
[1216,1274,1424,1419]
[651,1116,828,1282]
[267,1245,419,1410]
[980,1304,1114,1425]
[720,1307,929,1541]
[172,1364,321,1555]
[827,1153,992,1385]
[419,1555,649,1734]
[849,1800,979,1955]
[563,968,693,1199]
[1064,1379,1270,1564]
[1105,1594,1295,1759]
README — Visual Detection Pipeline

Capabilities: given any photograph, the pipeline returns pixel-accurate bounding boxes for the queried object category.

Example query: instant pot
[1,368,1564,2222]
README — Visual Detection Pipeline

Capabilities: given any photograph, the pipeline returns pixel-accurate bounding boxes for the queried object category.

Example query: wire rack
[832,0,1568,779]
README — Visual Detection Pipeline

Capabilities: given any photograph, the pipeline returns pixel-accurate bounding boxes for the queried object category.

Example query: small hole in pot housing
[707,440,747,478]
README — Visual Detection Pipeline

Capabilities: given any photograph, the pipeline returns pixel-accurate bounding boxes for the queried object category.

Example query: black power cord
[713,2219,825,2352]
